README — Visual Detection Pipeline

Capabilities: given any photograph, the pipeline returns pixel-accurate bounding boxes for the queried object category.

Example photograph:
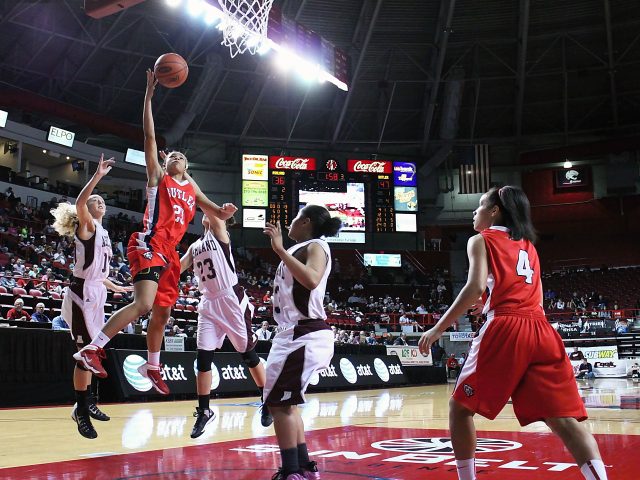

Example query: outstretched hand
[418,327,443,356]
[263,222,284,253]
[218,203,238,220]
[145,68,158,98]
[96,153,115,177]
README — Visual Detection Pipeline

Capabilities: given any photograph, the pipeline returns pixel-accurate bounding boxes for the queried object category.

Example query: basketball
[153,53,188,88]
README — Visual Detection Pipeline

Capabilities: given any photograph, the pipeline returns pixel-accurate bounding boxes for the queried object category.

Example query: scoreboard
[241,155,418,242]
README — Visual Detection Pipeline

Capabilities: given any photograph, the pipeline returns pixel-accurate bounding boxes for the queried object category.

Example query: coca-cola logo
[347,159,392,174]
[269,156,316,170]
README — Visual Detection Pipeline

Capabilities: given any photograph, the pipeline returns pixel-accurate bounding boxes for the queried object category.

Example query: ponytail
[486,186,537,243]
[300,205,343,238]
[50,202,78,238]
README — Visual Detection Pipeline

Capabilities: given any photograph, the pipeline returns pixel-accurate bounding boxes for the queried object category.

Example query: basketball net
[218,0,274,58]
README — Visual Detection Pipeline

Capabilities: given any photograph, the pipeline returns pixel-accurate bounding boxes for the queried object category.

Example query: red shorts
[127,233,180,308]
[453,311,587,426]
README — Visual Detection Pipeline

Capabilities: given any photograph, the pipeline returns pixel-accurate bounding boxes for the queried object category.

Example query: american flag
[458,144,491,194]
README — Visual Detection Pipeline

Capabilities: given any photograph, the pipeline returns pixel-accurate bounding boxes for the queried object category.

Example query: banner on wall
[107,350,407,398]
[449,332,475,342]
[554,166,591,189]
[565,345,628,378]
[386,346,432,366]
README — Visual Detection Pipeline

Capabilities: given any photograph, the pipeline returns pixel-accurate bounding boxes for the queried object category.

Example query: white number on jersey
[173,205,185,225]
[516,249,534,284]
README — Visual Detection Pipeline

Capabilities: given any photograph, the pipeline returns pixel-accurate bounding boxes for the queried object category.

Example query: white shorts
[197,285,256,352]
[264,319,334,406]
[61,277,107,348]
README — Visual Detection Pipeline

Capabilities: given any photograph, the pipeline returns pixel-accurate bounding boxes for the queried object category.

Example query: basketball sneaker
[301,461,320,479]
[73,345,107,378]
[190,407,215,438]
[87,395,110,421]
[71,404,97,439]
[271,469,305,480]
[260,403,273,427]
[137,362,170,395]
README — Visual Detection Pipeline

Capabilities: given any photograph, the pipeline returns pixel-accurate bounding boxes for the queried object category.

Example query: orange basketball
[154,53,188,88]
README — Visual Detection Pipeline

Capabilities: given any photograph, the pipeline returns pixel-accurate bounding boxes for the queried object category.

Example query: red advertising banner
[269,156,317,170]
[347,159,392,174]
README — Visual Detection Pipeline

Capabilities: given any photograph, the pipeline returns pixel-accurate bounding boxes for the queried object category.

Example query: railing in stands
[404,250,427,276]
[547,309,639,323]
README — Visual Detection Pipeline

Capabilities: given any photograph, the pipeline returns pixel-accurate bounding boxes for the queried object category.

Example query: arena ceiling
[0,0,639,166]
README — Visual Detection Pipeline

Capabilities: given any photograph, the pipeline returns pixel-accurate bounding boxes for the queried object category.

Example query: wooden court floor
[1,380,639,479]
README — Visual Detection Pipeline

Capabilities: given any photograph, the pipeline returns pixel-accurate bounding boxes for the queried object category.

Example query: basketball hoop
[218,0,274,58]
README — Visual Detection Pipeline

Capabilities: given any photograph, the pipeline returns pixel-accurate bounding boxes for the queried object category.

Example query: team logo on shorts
[143,251,153,260]
[463,384,474,397]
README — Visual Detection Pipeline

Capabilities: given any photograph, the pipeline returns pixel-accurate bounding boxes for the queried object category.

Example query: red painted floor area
[1,426,636,479]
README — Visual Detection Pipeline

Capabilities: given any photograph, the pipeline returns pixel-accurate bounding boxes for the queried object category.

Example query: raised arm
[76,154,114,241]
[263,222,328,290]
[143,69,163,187]
[183,172,238,221]
[180,246,194,274]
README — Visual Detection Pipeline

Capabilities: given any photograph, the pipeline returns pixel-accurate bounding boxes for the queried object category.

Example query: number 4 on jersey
[516,250,534,284]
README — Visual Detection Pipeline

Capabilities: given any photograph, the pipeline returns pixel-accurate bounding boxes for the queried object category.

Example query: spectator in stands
[431,341,446,367]
[399,312,412,326]
[52,314,70,330]
[446,353,460,378]
[262,290,272,304]
[416,303,428,314]
[385,333,395,346]
[394,332,409,346]
[366,331,377,345]
[31,303,51,323]
[358,331,367,345]
[569,347,585,361]
[631,362,640,379]
[7,298,30,321]
[576,359,595,379]
[257,321,273,341]
[0,271,16,290]
[556,298,565,310]
[13,259,25,276]
[459,352,468,368]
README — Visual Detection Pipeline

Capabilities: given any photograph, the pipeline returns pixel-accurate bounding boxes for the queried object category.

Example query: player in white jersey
[180,214,272,438]
[51,155,129,440]
[263,205,342,480]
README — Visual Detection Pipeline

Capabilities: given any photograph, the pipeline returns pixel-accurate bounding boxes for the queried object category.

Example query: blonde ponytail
[50,202,78,238]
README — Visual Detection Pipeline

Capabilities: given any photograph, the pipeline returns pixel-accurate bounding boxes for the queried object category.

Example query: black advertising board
[106,350,407,399]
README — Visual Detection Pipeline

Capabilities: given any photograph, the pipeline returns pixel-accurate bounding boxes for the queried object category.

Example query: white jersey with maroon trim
[272,238,331,328]
[189,229,238,295]
[72,220,112,282]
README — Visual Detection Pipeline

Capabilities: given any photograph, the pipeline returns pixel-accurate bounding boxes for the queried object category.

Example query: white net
[218,0,275,58]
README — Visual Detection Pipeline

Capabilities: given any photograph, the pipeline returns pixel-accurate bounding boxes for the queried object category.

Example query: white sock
[456,458,476,480]
[91,332,111,349]
[148,351,161,366]
[580,459,607,480]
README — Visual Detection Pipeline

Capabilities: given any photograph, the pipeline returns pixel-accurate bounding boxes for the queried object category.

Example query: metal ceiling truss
[514,0,530,139]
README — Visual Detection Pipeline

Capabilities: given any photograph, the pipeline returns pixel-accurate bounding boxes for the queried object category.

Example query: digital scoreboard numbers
[268,170,290,226]
[374,174,395,232]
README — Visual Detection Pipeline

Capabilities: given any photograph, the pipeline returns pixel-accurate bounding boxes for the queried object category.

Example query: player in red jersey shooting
[74,70,237,395]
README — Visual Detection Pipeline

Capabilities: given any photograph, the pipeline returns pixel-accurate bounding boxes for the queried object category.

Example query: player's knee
[545,417,576,436]
[240,349,260,369]
[197,349,214,372]
[449,397,473,417]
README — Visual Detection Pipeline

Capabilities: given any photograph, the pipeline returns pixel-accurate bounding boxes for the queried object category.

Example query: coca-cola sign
[269,156,316,171]
[347,159,392,174]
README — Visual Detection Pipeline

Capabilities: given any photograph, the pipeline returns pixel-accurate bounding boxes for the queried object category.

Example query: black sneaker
[302,461,320,479]
[71,404,97,439]
[260,403,273,427]
[87,395,110,421]
[190,407,215,438]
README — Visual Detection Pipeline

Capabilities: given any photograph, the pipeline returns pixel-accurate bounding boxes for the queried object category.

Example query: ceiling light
[563,159,573,169]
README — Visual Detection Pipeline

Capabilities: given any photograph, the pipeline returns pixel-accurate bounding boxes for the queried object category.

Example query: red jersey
[480,226,543,317]
[142,174,196,246]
